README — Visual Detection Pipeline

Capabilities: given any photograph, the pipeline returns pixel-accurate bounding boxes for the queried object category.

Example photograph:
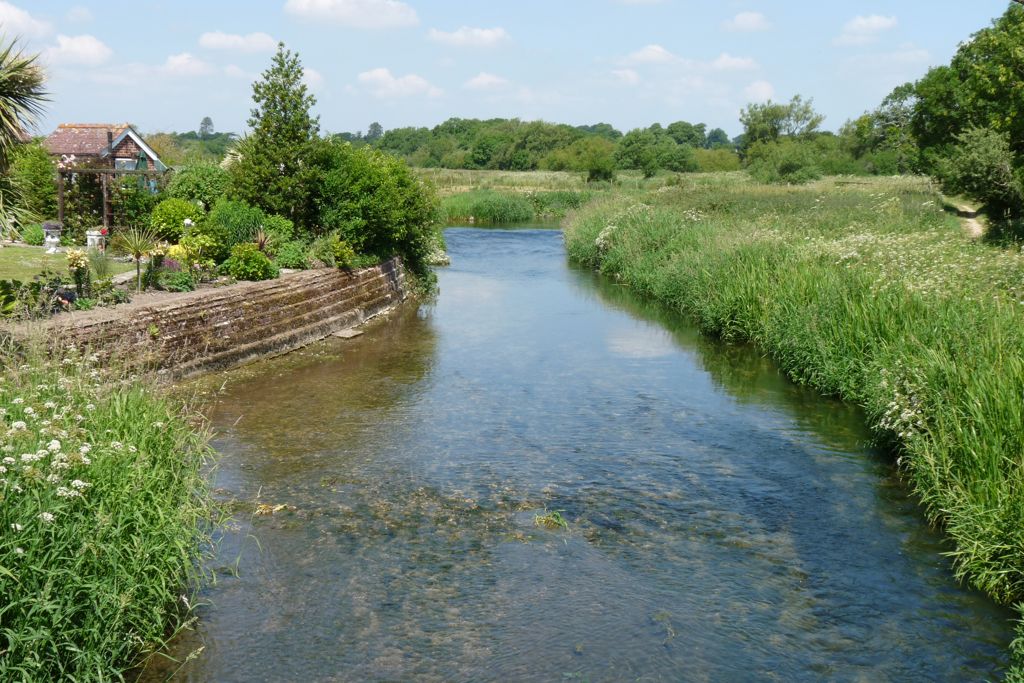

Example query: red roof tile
[42,123,130,156]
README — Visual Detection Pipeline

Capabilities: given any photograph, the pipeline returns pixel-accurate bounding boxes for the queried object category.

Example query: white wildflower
[47,439,61,453]
[11,421,26,431]
[39,512,54,523]
[71,479,90,490]
[79,444,91,454]
[12,398,23,405]
[10,523,22,531]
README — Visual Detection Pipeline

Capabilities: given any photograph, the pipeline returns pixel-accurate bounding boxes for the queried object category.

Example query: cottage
[42,123,166,171]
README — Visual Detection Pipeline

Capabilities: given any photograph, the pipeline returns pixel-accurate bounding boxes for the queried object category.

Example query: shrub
[315,140,441,274]
[20,223,43,245]
[694,148,741,172]
[331,236,357,269]
[158,269,196,292]
[206,198,266,250]
[181,218,230,264]
[273,239,310,269]
[307,233,338,267]
[220,242,279,281]
[166,163,229,211]
[261,213,294,242]
[940,126,1023,214]
[747,139,823,184]
[9,140,57,219]
[150,198,203,241]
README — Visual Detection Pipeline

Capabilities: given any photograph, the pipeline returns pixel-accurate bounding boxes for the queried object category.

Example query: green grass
[438,189,596,224]
[0,340,215,680]
[564,172,1024,674]
[0,246,133,282]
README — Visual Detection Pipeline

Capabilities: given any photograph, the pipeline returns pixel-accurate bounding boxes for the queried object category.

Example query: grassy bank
[0,340,214,680]
[564,173,1024,668]
[438,188,595,224]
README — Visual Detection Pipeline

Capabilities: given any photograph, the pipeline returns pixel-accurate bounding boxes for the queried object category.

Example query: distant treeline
[334,118,740,178]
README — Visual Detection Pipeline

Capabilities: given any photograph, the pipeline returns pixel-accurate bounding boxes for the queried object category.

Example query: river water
[149,227,1012,682]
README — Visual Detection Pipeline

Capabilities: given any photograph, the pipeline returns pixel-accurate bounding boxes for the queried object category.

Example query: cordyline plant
[0,39,47,239]
[112,226,158,292]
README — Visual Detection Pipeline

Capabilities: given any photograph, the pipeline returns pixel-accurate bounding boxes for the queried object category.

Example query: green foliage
[206,198,265,250]
[273,239,310,269]
[330,236,357,269]
[9,140,55,219]
[261,213,294,242]
[111,177,161,229]
[227,43,319,230]
[157,269,196,292]
[166,163,229,210]
[316,140,440,273]
[307,233,338,267]
[940,127,1022,213]
[0,40,46,173]
[149,197,203,241]
[0,348,213,680]
[694,148,741,172]
[739,95,824,148]
[746,139,823,184]
[20,222,42,245]
[439,189,534,224]
[220,242,279,281]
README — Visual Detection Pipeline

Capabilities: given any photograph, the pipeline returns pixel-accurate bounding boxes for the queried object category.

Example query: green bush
[220,242,279,281]
[273,239,310,269]
[206,198,266,250]
[331,236,357,269]
[694,148,741,172]
[150,198,203,241]
[166,163,229,211]
[0,347,212,680]
[9,140,57,219]
[158,269,196,292]
[747,139,823,184]
[20,223,43,245]
[940,126,1023,214]
[315,141,441,274]
[261,213,294,242]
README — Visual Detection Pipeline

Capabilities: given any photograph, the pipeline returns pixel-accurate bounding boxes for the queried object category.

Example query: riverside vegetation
[0,341,214,680]
[563,171,1024,674]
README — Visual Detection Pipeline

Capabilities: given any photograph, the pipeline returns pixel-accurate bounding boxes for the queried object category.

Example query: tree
[940,127,1022,215]
[0,40,46,173]
[666,120,706,148]
[366,121,384,142]
[739,95,823,148]
[199,116,214,139]
[705,128,731,149]
[228,42,320,230]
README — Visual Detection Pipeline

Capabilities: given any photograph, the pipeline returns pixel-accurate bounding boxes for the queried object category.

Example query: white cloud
[834,15,898,46]
[200,31,277,52]
[161,52,213,77]
[357,67,441,98]
[711,53,758,71]
[0,1,50,37]
[744,80,775,102]
[463,72,508,90]
[224,64,251,79]
[44,34,112,67]
[428,26,509,48]
[611,68,640,85]
[623,44,678,65]
[284,0,418,29]
[65,6,93,23]
[722,11,770,32]
[303,66,324,88]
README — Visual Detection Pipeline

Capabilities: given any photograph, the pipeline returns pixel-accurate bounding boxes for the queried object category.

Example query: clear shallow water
[146,228,1012,682]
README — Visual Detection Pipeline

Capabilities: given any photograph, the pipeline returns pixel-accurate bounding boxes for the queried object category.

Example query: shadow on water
[142,227,1013,682]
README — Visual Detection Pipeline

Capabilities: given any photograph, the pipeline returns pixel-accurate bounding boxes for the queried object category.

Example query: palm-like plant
[112,227,158,292]
[0,39,47,240]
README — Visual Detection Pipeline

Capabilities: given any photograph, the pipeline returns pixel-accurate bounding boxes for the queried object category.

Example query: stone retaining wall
[43,258,408,376]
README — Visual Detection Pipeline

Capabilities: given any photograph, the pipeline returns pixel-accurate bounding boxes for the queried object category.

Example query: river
[147,227,1012,681]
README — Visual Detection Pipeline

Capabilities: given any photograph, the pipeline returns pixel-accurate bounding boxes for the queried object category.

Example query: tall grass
[0,338,214,680]
[438,189,595,224]
[564,174,1024,671]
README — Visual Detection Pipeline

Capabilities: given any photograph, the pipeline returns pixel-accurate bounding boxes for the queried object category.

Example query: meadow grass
[0,337,215,680]
[0,246,133,282]
[564,173,1024,671]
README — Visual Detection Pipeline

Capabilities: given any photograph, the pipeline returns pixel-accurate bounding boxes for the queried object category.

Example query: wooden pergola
[56,167,165,231]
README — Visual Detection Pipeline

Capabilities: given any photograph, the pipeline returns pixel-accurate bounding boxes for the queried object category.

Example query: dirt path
[955,204,985,239]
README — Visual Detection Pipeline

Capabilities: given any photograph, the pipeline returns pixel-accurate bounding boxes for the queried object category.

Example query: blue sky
[2,0,1012,138]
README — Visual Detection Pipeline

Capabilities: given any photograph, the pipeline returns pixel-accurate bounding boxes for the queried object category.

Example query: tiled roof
[42,123,130,156]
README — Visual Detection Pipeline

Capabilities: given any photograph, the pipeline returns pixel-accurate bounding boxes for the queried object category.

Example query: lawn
[0,245,134,282]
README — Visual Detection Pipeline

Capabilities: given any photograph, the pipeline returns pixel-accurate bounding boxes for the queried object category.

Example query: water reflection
[143,228,1011,682]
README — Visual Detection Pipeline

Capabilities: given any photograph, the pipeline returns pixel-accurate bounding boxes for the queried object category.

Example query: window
[114,158,137,170]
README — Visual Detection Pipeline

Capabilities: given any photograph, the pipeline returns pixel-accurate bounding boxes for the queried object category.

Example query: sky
[2,0,1013,139]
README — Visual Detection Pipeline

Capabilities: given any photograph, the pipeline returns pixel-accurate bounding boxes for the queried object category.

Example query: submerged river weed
[564,173,1024,671]
[0,337,214,681]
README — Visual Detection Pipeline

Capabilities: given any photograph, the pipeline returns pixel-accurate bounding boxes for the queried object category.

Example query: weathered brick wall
[43,258,408,377]
[112,138,141,159]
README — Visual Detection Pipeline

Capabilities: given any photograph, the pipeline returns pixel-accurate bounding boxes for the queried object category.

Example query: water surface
[149,228,1011,682]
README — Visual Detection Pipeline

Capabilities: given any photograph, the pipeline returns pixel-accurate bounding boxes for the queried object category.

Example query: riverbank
[564,173,1024,673]
[0,341,214,680]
